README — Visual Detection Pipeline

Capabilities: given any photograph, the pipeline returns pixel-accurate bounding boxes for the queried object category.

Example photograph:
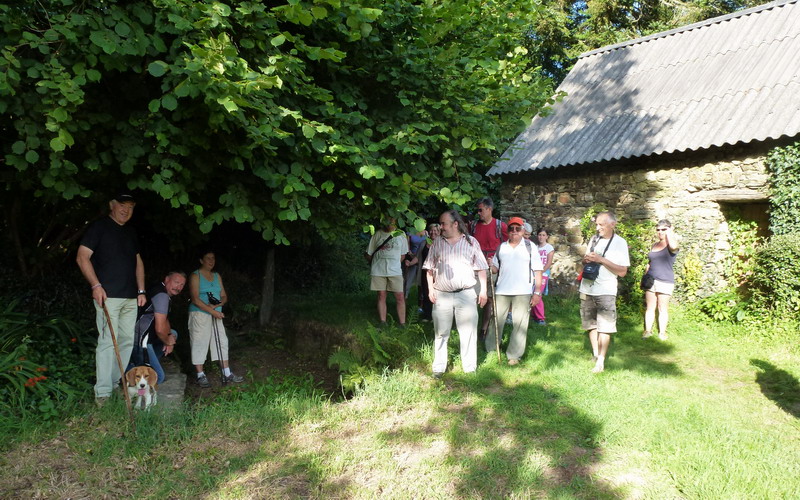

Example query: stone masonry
[498,142,775,296]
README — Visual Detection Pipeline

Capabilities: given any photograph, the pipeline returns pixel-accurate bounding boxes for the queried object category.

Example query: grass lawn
[2,294,800,499]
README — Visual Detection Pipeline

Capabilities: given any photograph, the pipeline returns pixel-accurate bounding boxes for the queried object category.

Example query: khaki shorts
[645,279,675,296]
[580,294,618,333]
[371,275,403,292]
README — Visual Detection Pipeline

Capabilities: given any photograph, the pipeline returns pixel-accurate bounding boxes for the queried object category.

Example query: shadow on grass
[378,370,622,498]
[751,359,800,419]
[523,297,682,377]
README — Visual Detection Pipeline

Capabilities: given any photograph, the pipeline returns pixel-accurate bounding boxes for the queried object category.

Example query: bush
[751,233,800,316]
[0,300,92,427]
[328,322,424,393]
[767,142,800,235]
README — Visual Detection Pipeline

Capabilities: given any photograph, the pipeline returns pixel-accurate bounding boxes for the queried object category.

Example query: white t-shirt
[579,234,630,296]
[537,243,554,276]
[491,240,544,295]
[368,230,408,277]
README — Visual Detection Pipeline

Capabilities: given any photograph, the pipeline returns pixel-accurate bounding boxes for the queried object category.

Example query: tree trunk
[8,197,30,278]
[259,246,276,327]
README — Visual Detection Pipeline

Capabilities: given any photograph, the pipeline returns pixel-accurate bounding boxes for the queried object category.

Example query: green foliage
[0,300,91,423]
[614,219,655,306]
[328,322,423,393]
[1,0,554,258]
[676,248,703,301]
[695,291,748,323]
[723,214,761,289]
[766,142,800,235]
[276,233,371,295]
[751,233,800,317]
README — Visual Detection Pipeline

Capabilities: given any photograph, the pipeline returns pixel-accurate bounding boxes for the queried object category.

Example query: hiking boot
[197,374,211,388]
[225,373,244,383]
[95,396,109,407]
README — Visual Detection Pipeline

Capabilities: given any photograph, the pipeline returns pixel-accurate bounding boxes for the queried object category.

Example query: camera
[206,292,222,305]
[582,262,601,281]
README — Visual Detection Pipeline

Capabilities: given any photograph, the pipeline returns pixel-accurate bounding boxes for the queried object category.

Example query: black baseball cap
[114,192,135,203]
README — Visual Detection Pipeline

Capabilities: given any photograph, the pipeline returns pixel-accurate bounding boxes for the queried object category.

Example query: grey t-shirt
[647,247,678,283]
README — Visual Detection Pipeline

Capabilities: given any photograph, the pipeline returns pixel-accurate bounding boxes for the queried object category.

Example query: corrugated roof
[489,0,800,176]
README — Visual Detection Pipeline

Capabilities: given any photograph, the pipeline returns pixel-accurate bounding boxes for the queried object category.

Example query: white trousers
[432,288,478,373]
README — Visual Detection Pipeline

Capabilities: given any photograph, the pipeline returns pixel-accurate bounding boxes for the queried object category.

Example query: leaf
[147,61,169,77]
[161,94,178,111]
[461,137,474,149]
[25,150,39,163]
[49,137,65,152]
[218,97,238,112]
[11,141,25,154]
[148,99,161,112]
[271,34,286,47]
[302,124,315,138]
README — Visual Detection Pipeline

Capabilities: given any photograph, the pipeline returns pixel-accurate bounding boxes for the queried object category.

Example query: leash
[211,316,226,385]
[102,303,136,432]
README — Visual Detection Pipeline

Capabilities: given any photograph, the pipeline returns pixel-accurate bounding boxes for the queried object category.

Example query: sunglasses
[509,226,523,232]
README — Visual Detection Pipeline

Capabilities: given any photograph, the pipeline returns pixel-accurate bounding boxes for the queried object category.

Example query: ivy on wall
[766,142,800,235]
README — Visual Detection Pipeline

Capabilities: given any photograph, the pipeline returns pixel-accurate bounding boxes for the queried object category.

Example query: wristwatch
[533,291,542,296]
[137,289,146,295]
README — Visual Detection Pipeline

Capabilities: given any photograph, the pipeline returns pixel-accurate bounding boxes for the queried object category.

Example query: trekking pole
[212,316,226,385]
[489,272,502,363]
[102,303,136,432]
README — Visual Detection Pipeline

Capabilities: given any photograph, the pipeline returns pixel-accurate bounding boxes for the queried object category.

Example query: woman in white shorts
[643,220,680,340]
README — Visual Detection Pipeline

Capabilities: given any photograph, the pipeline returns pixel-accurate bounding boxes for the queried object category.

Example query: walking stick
[101,303,136,431]
[489,272,502,363]
[211,316,226,384]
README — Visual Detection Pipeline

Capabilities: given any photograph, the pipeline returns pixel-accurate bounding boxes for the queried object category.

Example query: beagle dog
[125,366,158,410]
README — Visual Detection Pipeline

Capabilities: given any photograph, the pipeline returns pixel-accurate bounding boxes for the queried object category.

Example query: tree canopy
[1,0,554,271]
[525,0,760,82]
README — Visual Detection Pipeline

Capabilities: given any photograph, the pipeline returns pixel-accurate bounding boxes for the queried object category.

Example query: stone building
[488,0,800,296]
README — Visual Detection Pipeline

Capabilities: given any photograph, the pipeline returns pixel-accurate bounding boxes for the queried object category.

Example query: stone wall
[498,143,774,297]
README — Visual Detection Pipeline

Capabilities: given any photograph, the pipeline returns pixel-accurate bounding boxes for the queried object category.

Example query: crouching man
[129,272,186,384]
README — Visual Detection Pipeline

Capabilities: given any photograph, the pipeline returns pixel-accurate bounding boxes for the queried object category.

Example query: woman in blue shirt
[188,250,245,387]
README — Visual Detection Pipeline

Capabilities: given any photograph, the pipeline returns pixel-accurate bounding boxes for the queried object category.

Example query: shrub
[766,142,800,235]
[694,291,748,322]
[750,233,800,316]
[0,300,91,425]
[328,322,424,393]
[723,214,761,289]
[676,248,703,301]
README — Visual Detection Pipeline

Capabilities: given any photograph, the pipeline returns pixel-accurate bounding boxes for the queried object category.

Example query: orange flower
[70,338,77,343]
[18,357,26,361]
[36,366,47,372]
[24,377,36,388]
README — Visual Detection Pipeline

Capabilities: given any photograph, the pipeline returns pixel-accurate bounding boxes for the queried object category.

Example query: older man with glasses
[486,217,543,365]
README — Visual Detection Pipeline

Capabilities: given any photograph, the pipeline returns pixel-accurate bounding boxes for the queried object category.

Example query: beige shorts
[371,275,403,292]
[188,311,229,365]
[580,294,618,333]
[646,279,675,296]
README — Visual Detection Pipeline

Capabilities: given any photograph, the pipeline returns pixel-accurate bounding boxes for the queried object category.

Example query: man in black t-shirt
[76,193,146,405]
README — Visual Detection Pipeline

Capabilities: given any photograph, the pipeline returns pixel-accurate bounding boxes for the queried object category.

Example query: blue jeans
[127,329,177,384]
